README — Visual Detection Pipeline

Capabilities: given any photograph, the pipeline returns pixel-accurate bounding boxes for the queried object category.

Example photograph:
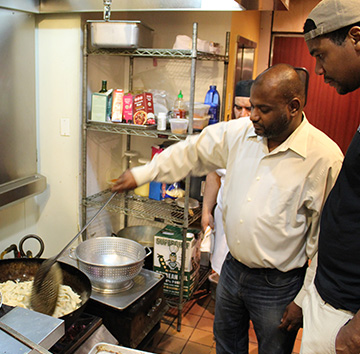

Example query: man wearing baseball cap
[301,0,360,352]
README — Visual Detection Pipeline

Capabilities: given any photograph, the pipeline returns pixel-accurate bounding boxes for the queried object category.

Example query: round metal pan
[0,258,92,329]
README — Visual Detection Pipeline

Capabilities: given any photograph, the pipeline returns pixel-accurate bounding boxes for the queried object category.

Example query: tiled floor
[143,291,303,354]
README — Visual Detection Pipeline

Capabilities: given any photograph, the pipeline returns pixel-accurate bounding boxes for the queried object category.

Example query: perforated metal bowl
[70,237,151,294]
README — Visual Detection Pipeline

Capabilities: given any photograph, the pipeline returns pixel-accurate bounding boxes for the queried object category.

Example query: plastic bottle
[204,85,220,125]
[157,112,167,131]
[173,90,187,119]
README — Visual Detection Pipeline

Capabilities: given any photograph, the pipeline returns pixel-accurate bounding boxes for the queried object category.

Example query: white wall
[35,14,83,256]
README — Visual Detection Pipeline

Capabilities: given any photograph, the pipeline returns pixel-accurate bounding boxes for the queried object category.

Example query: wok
[0,258,92,329]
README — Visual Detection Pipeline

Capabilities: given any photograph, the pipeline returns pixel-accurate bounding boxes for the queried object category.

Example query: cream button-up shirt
[133,116,343,276]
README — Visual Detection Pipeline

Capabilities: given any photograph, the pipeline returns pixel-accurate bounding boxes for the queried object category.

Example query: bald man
[112,64,343,354]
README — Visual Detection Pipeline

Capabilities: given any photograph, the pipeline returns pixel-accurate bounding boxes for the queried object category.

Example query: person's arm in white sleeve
[201,171,221,232]
[112,122,230,193]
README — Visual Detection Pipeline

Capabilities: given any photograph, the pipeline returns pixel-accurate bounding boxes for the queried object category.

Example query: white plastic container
[157,112,167,131]
[193,103,211,118]
[89,21,154,49]
[169,118,188,134]
[193,116,210,130]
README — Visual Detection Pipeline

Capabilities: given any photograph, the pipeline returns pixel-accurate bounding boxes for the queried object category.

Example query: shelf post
[221,31,230,122]
[81,22,89,241]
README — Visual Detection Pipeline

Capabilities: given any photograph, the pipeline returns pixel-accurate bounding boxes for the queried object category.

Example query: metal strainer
[70,237,151,293]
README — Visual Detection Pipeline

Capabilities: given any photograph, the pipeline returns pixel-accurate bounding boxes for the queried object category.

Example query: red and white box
[133,92,155,125]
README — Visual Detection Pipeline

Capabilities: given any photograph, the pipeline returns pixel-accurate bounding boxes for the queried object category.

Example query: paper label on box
[91,90,113,122]
[153,225,201,298]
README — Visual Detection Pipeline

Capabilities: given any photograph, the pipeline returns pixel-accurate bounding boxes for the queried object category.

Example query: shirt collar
[246,113,309,159]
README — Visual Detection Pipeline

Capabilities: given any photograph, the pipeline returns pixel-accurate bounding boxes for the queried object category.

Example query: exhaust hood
[39,0,244,13]
[236,0,289,11]
[1,0,289,13]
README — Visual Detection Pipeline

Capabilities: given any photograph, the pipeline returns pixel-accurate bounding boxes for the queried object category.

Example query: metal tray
[89,20,154,49]
[89,342,154,354]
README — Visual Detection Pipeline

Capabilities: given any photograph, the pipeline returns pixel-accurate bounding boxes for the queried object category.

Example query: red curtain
[272,36,360,153]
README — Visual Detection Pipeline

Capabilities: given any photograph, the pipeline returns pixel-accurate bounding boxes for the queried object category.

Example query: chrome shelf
[86,121,187,141]
[87,47,228,62]
[83,189,202,227]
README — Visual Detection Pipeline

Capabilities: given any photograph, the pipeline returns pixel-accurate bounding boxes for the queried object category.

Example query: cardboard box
[149,181,168,201]
[133,92,155,125]
[90,89,113,122]
[111,89,124,122]
[123,93,133,123]
[153,225,201,298]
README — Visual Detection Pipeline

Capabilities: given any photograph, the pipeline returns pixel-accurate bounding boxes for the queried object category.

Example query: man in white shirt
[112,64,343,354]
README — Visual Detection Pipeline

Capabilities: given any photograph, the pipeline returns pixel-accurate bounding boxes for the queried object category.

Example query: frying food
[0,280,81,317]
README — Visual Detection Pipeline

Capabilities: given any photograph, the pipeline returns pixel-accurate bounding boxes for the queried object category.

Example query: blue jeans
[214,253,306,354]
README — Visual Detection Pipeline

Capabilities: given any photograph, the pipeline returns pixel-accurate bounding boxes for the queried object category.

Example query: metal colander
[71,237,151,293]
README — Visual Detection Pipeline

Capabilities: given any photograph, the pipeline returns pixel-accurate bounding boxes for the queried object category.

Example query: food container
[89,21,154,49]
[193,103,210,117]
[169,118,188,134]
[193,116,210,130]
[70,237,151,294]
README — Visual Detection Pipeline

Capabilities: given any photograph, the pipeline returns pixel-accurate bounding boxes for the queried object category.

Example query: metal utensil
[0,321,51,354]
[30,191,118,315]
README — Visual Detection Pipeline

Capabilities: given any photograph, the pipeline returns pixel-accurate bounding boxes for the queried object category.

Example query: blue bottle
[204,85,220,125]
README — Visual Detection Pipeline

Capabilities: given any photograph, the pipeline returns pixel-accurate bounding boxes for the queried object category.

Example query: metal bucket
[70,237,151,294]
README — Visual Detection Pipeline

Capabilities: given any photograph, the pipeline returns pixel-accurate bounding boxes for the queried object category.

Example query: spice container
[157,112,167,131]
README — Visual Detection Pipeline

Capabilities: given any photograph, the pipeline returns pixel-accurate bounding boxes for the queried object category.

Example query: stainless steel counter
[0,306,64,353]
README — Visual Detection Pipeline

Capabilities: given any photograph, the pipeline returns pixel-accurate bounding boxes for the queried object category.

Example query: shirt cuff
[131,164,153,187]
[293,287,306,308]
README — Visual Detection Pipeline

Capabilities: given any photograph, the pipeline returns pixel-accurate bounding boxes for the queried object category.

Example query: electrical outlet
[60,118,70,136]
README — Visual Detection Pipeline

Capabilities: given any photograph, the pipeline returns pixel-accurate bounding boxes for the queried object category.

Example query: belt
[229,253,308,276]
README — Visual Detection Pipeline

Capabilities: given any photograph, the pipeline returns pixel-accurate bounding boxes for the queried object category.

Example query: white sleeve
[131,122,230,186]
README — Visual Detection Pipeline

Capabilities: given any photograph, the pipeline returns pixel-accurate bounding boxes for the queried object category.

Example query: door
[271,34,360,153]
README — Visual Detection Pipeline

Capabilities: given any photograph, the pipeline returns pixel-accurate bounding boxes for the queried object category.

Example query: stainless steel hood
[0,0,290,13]
[39,0,245,13]
[236,0,289,11]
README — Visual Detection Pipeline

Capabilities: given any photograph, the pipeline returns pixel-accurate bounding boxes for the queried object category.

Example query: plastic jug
[204,85,220,125]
